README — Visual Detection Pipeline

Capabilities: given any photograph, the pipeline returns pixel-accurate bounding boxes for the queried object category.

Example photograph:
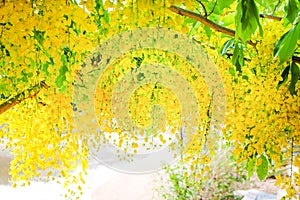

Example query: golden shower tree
[0,0,299,198]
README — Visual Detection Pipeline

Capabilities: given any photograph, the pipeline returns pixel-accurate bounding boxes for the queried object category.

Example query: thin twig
[196,0,207,17]
[207,1,217,17]
[272,0,281,15]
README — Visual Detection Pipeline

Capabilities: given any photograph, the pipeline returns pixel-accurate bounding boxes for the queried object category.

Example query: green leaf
[188,21,201,36]
[182,18,196,26]
[232,42,244,72]
[103,9,110,24]
[289,62,299,95]
[42,63,49,76]
[247,157,256,178]
[55,74,66,89]
[55,65,68,89]
[28,57,36,69]
[70,0,79,6]
[221,12,235,26]
[285,0,299,24]
[94,0,104,12]
[32,28,45,46]
[217,0,235,10]
[220,38,235,56]
[60,54,68,66]
[229,67,236,76]
[277,64,290,89]
[235,0,263,41]
[203,25,212,39]
[274,23,300,64]
[211,4,221,15]
[256,154,268,181]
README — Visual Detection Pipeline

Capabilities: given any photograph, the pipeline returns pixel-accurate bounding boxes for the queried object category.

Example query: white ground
[0,164,163,200]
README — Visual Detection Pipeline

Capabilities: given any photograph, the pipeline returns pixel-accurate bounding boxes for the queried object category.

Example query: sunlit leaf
[277,64,290,89]
[274,22,300,64]
[256,154,268,181]
[289,62,299,95]
[285,0,299,24]
[220,38,235,56]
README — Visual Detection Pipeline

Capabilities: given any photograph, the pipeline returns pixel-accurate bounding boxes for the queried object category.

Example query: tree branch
[169,6,235,37]
[169,5,300,64]
[0,81,49,115]
[260,14,282,21]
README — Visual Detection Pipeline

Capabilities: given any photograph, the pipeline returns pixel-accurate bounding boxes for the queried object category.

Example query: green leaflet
[55,65,68,86]
[221,12,235,26]
[220,38,235,56]
[232,41,244,72]
[203,26,212,39]
[285,0,299,24]
[93,0,110,26]
[247,157,256,178]
[217,0,235,10]
[256,154,268,181]
[70,0,79,6]
[277,64,290,89]
[27,57,36,69]
[274,22,300,64]
[289,62,299,95]
[256,0,281,13]
[255,0,274,7]
[229,67,236,76]
[32,28,45,46]
[55,54,69,92]
[188,21,201,36]
[235,0,263,41]
[68,20,80,36]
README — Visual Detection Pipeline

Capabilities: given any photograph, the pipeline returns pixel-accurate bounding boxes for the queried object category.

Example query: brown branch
[169,6,256,46]
[292,56,300,63]
[0,81,49,115]
[260,14,282,21]
[169,5,300,64]
[169,6,235,37]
